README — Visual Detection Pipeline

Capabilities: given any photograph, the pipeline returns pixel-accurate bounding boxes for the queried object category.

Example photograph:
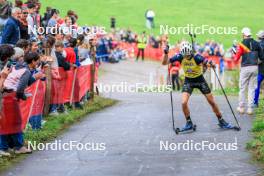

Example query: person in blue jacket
[1,7,21,45]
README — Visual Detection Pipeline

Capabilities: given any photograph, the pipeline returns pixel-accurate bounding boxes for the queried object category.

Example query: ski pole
[168,65,176,131]
[212,67,241,129]
[189,32,196,53]
[170,89,175,130]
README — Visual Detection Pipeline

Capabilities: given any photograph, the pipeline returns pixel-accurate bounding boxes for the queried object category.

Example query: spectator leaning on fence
[0,52,43,156]
[234,27,264,115]
[254,30,264,107]
[0,44,14,89]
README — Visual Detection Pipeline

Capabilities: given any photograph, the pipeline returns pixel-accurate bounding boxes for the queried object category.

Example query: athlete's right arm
[162,53,183,65]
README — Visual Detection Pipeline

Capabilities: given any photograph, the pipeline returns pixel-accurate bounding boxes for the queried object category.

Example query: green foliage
[248,100,264,162]
[40,0,264,47]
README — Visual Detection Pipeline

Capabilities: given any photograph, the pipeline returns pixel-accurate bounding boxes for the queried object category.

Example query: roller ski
[175,120,197,134]
[218,118,241,131]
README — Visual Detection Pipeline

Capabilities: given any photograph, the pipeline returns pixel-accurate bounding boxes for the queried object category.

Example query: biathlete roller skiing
[162,34,241,134]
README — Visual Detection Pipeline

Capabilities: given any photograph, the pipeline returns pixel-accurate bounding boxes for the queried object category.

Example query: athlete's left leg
[204,93,222,119]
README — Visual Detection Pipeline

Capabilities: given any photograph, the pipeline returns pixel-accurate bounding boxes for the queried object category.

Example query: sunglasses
[23,12,28,15]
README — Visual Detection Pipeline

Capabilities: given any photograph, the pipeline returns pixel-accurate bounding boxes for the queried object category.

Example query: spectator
[234,27,263,115]
[1,7,21,45]
[19,7,30,40]
[16,39,30,53]
[26,3,37,40]
[110,17,116,30]
[254,30,264,107]
[34,1,42,29]
[61,16,77,38]
[65,37,77,64]
[136,31,147,61]
[145,9,155,29]
[28,57,47,130]
[14,0,23,8]
[0,0,12,41]
[0,52,42,156]
[49,41,71,116]
[0,44,15,69]
[42,6,52,27]
[67,10,78,27]
[30,39,39,53]
[78,36,90,62]
[169,62,181,91]
[48,35,59,68]
[47,9,58,28]
[0,44,14,90]
[12,47,24,64]
[55,41,70,70]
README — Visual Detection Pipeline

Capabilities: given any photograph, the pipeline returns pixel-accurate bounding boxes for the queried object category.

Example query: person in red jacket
[64,38,77,64]
[169,61,180,91]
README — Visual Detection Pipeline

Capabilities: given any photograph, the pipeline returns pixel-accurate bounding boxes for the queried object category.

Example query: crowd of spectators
[0,0,262,158]
[0,0,119,157]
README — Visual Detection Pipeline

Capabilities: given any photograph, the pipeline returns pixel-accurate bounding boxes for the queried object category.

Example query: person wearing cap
[234,27,263,115]
[254,30,264,107]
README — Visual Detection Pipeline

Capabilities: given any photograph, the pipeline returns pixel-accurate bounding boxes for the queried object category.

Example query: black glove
[208,61,216,68]
[164,45,170,54]
[16,92,27,101]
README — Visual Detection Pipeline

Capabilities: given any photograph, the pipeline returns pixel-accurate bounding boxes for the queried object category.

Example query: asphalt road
[1,59,263,176]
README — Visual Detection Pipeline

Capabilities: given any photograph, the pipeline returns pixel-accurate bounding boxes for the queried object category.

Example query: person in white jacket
[145,9,155,29]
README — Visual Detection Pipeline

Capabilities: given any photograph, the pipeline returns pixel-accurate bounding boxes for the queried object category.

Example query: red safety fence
[119,42,240,69]
[0,65,93,135]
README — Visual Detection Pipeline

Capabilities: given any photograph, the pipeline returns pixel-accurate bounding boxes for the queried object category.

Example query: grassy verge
[247,99,264,163]
[0,96,117,171]
[213,87,239,96]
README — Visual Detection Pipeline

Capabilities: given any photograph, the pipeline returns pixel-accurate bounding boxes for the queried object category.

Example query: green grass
[247,99,264,162]
[0,96,117,172]
[213,87,239,96]
[40,0,264,47]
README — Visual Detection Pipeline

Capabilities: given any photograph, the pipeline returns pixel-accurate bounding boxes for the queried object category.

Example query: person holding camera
[0,52,45,156]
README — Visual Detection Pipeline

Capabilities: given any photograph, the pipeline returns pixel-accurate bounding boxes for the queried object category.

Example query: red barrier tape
[51,65,92,104]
